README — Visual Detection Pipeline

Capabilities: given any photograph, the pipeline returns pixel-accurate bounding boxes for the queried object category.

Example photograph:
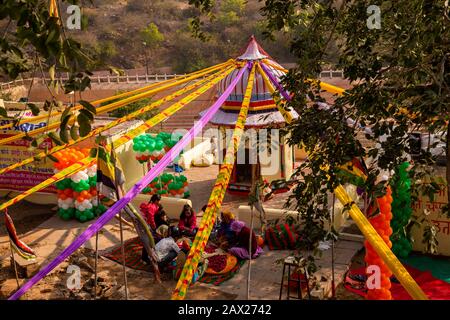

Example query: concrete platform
[196,239,363,300]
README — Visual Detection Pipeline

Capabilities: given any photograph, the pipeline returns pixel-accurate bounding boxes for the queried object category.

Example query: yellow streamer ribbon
[334,184,428,300]
[256,63,293,124]
[0,61,233,140]
[0,157,95,212]
[0,65,236,213]
[0,66,233,175]
[0,60,233,131]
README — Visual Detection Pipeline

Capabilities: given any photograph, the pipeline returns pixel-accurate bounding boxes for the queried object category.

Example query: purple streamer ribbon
[260,62,292,102]
[9,62,249,300]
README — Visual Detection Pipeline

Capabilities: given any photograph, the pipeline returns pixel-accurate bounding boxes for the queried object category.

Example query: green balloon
[85,210,94,220]
[155,140,164,151]
[148,140,155,151]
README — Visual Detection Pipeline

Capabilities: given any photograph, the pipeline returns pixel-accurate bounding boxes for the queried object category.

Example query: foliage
[141,23,164,48]
[0,0,105,146]
[221,0,246,15]
[185,0,450,265]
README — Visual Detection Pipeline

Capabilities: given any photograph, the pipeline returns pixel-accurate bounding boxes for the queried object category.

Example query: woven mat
[198,259,246,286]
[101,237,152,272]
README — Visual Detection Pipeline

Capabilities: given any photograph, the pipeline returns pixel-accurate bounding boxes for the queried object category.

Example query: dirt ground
[0,246,238,300]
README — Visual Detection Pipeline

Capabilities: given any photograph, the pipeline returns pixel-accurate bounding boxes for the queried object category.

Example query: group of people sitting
[213,211,263,260]
[139,194,263,273]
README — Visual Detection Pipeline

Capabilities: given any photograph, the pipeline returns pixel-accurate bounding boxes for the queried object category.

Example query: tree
[140,22,164,74]
[0,0,111,143]
[186,1,449,263]
[221,0,246,15]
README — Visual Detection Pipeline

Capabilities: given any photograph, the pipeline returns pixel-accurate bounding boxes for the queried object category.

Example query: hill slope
[66,0,294,73]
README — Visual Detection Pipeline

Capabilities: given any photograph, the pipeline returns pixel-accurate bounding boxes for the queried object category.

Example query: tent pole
[111,140,129,300]
[247,205,254,300]
[93,231,99,299]
[93,143,100,300]
[9,241,20,289]
[118,209,129,300]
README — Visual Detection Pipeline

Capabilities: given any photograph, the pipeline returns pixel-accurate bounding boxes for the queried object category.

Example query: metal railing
[1,70,345,91]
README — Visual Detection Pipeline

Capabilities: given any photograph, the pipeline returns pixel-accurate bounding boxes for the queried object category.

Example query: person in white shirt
[155,225,181,270]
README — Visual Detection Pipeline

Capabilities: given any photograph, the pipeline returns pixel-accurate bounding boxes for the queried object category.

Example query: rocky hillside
[65,0,295,74]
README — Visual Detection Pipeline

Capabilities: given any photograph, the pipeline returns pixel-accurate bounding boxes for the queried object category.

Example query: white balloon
[78,205,86,212]
[71,177,81,184]
[82,199,90,206]
[61,204,69,210]
[152,150,160,157]
[91,199,98,207]
[66,197,74,204]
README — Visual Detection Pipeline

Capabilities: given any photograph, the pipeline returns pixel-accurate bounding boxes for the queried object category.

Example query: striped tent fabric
[217,63,286,103]
[202,107,299,128]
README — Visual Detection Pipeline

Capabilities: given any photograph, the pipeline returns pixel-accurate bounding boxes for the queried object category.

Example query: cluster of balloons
[53,147,91,171]
[390,162,413,258]
[132,132,182,164]
[53,149,107,222]
[365,186,393,300]
[142,173,190,198]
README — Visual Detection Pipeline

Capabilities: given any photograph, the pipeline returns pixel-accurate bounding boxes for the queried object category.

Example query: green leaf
[60,114,71,130]
[47,154,59,163]
[59,129,69,144]
[79,108,94,121]
[79,100,96,115]
[78,114,92,137]
[43,100,51,112]
[0,107,7,117]
[49,65,55,81]
[48,132,64,146]
[70,125,79,140]
[89,148,98,158]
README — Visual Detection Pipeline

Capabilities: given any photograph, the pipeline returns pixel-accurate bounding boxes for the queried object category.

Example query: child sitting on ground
[154,225,183,271]
[178,204,197,237]
[155,209,170,229]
